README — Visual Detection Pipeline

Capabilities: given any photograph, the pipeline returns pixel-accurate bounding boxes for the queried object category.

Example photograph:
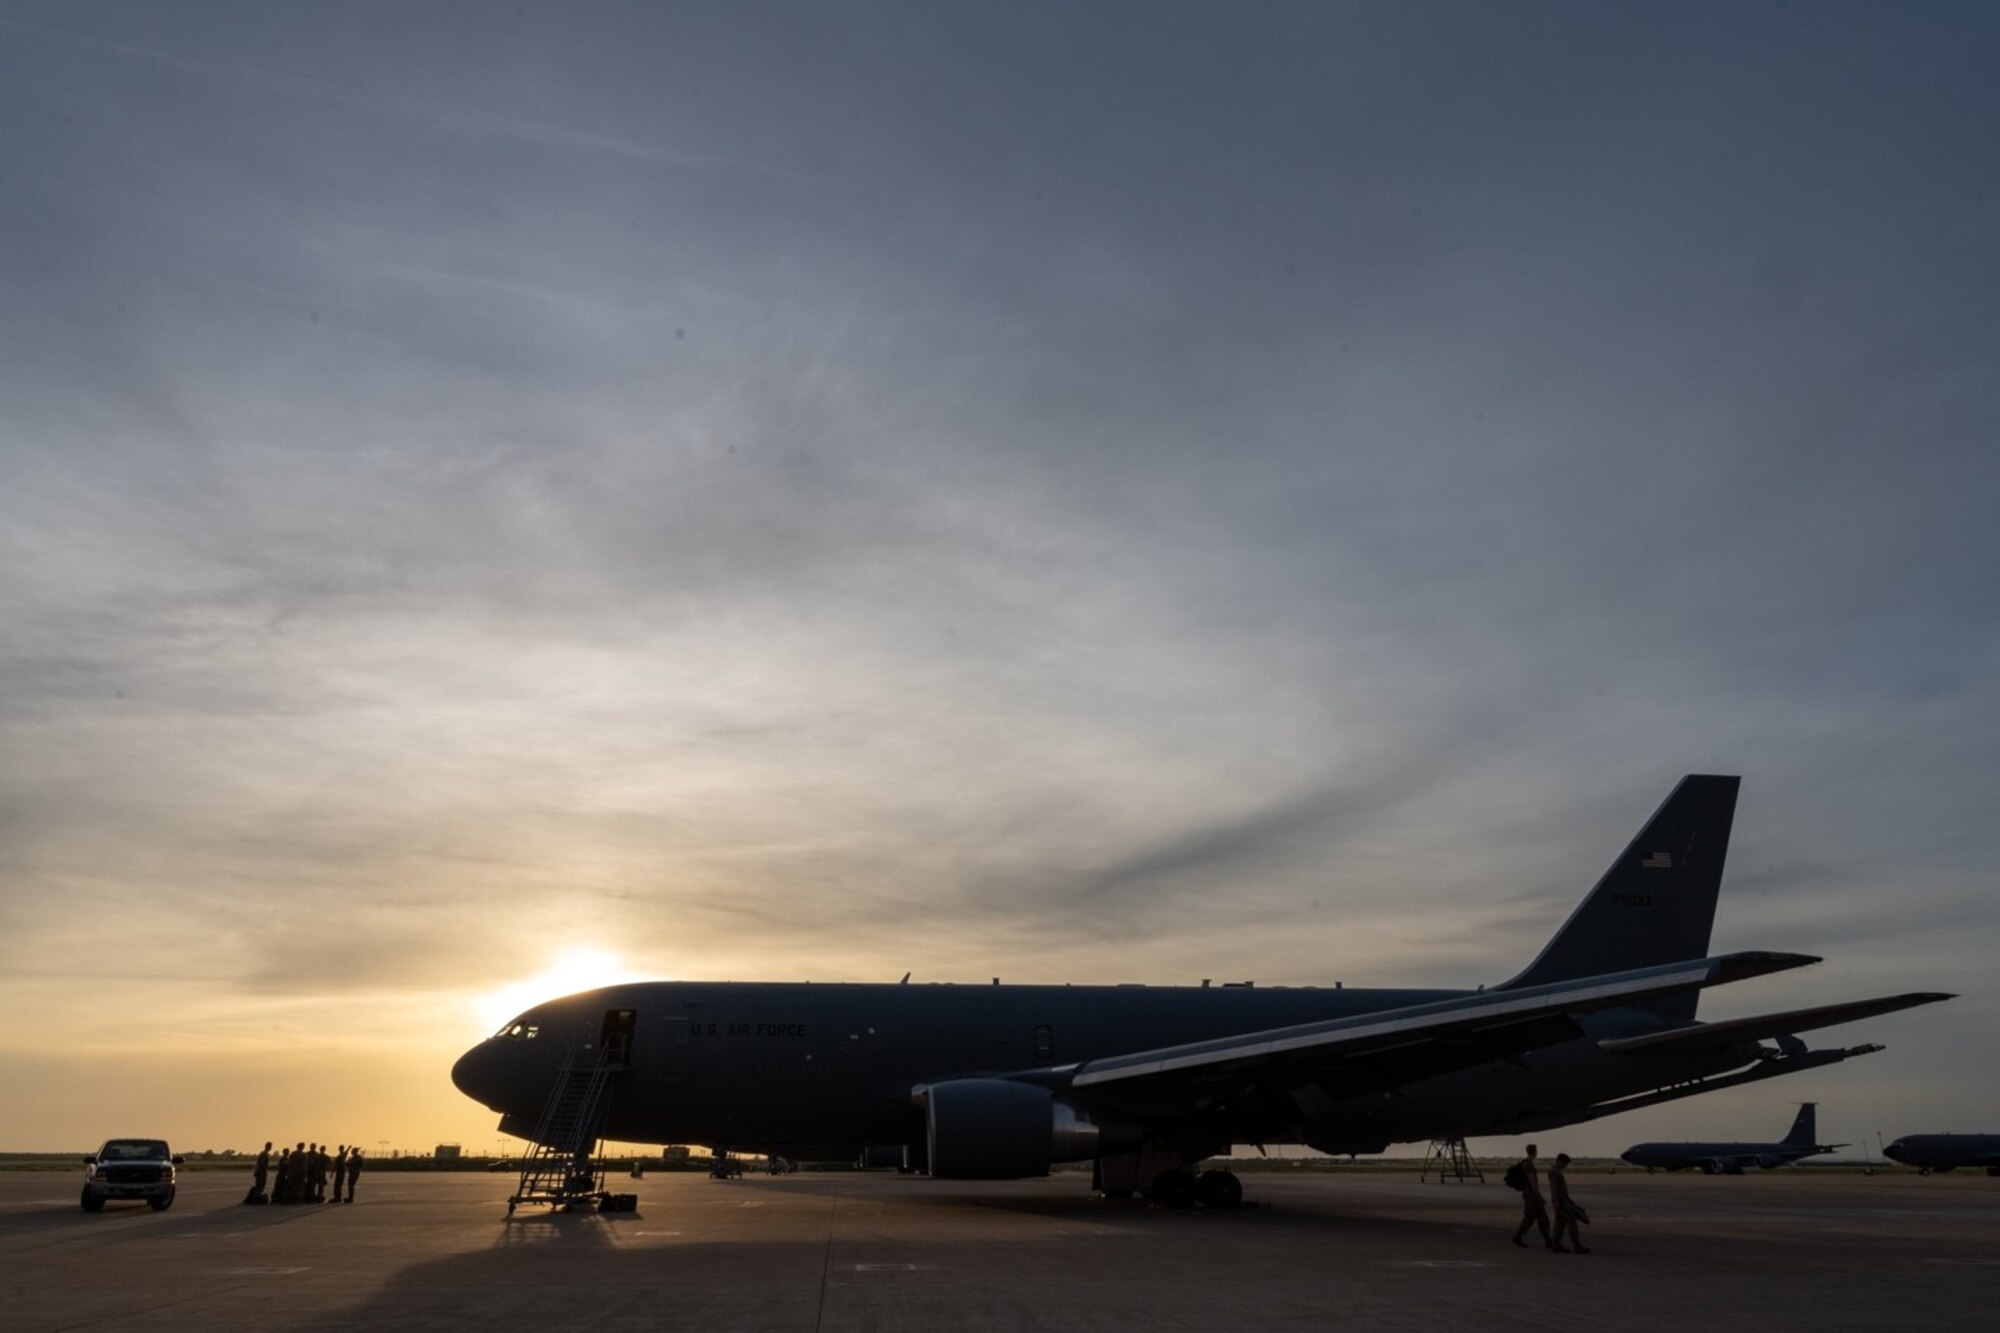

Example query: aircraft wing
[1045,952,1818,1104]
[1595,992,1955,1056]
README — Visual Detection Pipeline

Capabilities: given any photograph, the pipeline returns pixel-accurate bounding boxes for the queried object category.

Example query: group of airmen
[248,1140,365,1205]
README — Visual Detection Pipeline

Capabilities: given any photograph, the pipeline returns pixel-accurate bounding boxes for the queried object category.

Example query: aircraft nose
[451,1041,508,1109]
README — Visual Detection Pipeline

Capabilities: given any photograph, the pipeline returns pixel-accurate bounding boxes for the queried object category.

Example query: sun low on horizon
[471,949,652,1038]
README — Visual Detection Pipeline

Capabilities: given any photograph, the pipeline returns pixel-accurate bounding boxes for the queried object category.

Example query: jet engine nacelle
[923,1078,1101,1179]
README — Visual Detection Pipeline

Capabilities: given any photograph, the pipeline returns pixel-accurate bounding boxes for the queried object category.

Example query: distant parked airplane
[1883,1134,2000,1175]
[1621,1102,1843,1173]
[454,775,1951,1208]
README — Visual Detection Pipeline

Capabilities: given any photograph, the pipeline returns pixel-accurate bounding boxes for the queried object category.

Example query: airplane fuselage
[1619,1141,1831,1172]
[454,978,1758,1156]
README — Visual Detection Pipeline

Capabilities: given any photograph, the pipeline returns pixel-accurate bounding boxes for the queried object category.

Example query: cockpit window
[494,1022,540,1040]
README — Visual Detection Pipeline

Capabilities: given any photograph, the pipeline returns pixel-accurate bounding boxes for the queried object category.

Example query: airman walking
[1509,1143,1555,1249]
[1549,1152,1591,1253]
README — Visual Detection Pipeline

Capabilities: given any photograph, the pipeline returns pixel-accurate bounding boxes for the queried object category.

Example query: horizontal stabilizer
[1597,992,1955,1055]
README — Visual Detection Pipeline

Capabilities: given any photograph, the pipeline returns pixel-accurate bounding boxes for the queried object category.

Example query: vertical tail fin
[1784,1103,1817,1147]
[1500,774,1740,1021]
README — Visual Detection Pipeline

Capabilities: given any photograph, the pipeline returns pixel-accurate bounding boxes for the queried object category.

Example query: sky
[2,1,1996,1159]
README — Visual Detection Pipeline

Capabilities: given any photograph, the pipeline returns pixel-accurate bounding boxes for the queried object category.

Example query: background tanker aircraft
[1620,1101,1844,1173]
[453,775,1951,1207]
[1883,1134,2000,1175]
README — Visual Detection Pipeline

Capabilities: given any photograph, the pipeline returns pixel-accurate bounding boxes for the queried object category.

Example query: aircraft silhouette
[1621,1102,1843,1172]
[454,775,1950,1206]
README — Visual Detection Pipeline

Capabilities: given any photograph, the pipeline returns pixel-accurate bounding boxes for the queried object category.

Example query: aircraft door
[600,1008,637,1070]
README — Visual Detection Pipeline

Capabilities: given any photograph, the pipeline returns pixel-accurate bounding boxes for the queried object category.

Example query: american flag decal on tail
[1641,851,1673,869]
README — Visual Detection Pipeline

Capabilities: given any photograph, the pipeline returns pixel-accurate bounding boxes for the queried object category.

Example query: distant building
[434,1143,462,1161]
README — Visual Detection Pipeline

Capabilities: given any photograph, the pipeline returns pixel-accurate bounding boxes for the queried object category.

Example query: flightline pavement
[3,1168,1996,1331]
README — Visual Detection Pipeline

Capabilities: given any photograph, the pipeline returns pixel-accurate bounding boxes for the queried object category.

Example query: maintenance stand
[1420,1136,1484,1183]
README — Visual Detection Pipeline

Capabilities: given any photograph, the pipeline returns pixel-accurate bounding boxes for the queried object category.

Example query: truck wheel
[81,1189,105,1213]
[148,1189,175,1212]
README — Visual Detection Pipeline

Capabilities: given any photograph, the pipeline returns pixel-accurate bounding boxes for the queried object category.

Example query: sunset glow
[473,949,647,1036]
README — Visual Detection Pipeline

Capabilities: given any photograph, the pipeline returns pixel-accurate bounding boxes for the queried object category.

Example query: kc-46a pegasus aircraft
[1883,1134,2000,1175]
[452,775,1952,1208]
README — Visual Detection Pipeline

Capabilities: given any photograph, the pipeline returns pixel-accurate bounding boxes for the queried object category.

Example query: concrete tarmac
[4,1168,1996,1331]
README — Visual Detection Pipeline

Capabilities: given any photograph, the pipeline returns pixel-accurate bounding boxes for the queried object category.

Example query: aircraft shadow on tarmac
[284,1187,1493,1332]
[509,1175,1456,1245]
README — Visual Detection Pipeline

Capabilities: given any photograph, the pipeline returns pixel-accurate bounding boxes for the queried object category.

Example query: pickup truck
[81,1139,182,1212]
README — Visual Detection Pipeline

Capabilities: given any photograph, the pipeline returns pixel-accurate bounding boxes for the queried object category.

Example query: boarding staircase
[506,1036,617,1215]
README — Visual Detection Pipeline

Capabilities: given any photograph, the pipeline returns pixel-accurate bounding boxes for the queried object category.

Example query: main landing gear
[1097,1149,1245,1210]
[1146,1168,1244,1211]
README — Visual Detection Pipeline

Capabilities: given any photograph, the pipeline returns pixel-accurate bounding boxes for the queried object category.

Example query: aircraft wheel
[1150,1169,1197,1210]
[81,1188,105,1213]
[1099,1187,1133,1201]
[1196,1169,1243,1210]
